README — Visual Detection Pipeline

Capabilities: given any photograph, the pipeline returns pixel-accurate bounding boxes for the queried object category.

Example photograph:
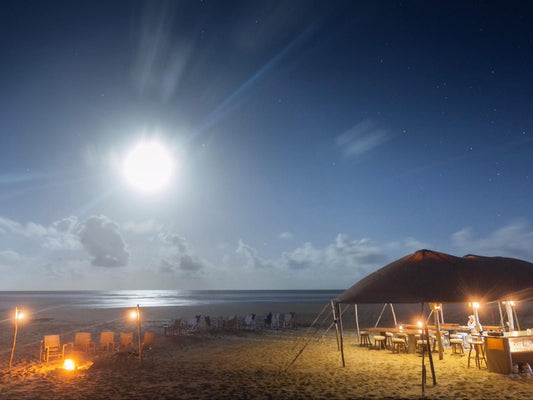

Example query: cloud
[325,235,388,270]
[336,119,390,158]
[0,216,83,252]
[282,242,321,269]
[236,239,275,269]
[281,234,388,274]
[451,220,533,260]
[278,231,293,240]
[43,216,82,251]
[0,217,48,237]
[159,232,208,274]
[79,216,129,267]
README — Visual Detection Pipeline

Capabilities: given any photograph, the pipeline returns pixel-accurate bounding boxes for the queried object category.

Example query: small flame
[64,359,76,371]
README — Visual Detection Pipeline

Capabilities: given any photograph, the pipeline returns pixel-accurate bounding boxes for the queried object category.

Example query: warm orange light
[472,302,480,309]
[417,321,422,328]
[130,310,138,320]
[63,359,76,371]
[17,312,24,320]
[509,301,516,307]
[399,325,403,330]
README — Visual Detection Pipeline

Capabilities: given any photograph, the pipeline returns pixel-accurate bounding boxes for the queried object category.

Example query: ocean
[0,290,343,312]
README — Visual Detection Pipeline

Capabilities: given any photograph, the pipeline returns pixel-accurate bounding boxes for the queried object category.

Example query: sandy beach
[1,303,532,400]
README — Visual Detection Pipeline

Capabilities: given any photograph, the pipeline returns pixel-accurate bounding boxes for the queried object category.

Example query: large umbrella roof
[336,249,533,304]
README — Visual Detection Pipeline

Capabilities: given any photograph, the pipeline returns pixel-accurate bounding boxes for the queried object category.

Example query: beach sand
[1,303,532,400]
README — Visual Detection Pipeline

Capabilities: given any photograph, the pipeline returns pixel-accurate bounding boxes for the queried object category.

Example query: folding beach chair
[41,335,68,363]
[226,315,237,330]
[142,332,155,351]
[244,314,256,330]
[67,332,96,354]
[116,332,134,359]
[283,312,295,328]
[271,313,280,329]
[98,331,115,353]
[186,316,200,333]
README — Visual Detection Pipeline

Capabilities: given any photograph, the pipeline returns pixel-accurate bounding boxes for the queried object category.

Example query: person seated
[467,315,482,333]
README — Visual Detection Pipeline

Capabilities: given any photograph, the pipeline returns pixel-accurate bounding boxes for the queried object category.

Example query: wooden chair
[449,334,464,355]
[170,319,182,335]
[68,332,96,354]
[119,332,134,352]
[41,335,68,363]
[373,335,387,350]
[98,331,115,353]
[359,331,372,347]
[415,334,430,354]
[142,332,155,350]
[392,333,408,354]
[116,332,134,361]
[468,338,487,369]
[385,332,394,349]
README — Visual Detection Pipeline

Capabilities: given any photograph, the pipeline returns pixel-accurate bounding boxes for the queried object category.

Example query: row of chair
[40,331,154,363]
[164,312,296,335]
[360,332,410,353]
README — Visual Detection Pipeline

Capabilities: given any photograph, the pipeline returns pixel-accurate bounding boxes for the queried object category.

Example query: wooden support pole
[431,303,444,361]
[9,307,19,369]
[331,300,340,351]
[336,302,346,367]
[354,304,360,337]
[505,302,515,331]
[420,303,426,397]
[390,303,397,327]
[423,303,437,385]
[137,304,142,364]
[513,305,521,331]
[498,302,505,329]
[374,303,387,328]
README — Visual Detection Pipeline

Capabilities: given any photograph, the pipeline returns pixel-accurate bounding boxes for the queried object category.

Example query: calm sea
[0,290,342,312]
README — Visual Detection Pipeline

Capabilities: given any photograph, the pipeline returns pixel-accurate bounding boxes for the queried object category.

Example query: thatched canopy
[336,249,533,304]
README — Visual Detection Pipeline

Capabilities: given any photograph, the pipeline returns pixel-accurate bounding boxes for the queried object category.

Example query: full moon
[123,140,174,193]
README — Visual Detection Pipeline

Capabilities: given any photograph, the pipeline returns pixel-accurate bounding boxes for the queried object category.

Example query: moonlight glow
[123,141,174,193]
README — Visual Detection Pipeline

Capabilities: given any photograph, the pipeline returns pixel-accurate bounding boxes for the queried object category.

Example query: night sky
[1,1,532,289]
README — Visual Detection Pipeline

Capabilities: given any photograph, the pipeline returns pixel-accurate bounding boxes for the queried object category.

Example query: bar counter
[485,331,533,374]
